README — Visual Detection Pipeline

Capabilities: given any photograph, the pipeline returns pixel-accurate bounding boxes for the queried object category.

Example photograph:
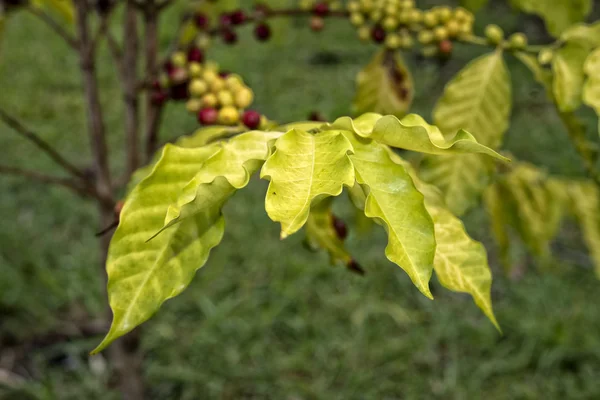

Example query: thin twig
[0,106,86,180]
[27,7,78,49]
[143,3,163,161]
[0,165,85,192]
[123,1,141,178]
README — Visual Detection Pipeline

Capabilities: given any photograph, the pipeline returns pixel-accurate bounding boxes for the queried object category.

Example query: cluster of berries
[484,24,528,50]
[151,47,263,129]
[298,0,344,31]
[347,0,474,56]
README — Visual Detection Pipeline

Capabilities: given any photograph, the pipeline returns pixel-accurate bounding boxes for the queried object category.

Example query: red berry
[242,110,261,129]
[222,29,238,44]
[313,2,329,17]
[310,16,325,32]
[170,82,189,101]
[254,23,271,41]
[164,61,175,74]
[198,107,219,125]
[187,47,204,63]
[220,13,233,27]
[439,40,453,55]
[332,215,348,240]
[230,9,246,25]
[371,25,386,43]
[151,90,168,105]
[194,13,209,30]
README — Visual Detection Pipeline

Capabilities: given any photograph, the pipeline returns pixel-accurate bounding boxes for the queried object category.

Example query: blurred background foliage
[1,0,599,398]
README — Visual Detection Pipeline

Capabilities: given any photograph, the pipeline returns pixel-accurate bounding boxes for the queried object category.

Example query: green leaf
[460,0,488,12]
[161,130,282,233]
[305,198,353,265]
[31,0,74,22]
[345,113,509,161]
[552,42,589,112]
[583,48,600,115]
[509,0,591,36]
[419,51,511,216]
[483,184,512,271]
[389,150,498,327]
[353,49,413,119]
[561,22,600,48]
[92,143,226,354]
[565,181,600,278]
[344,133,435,298]
[261,129,355,238]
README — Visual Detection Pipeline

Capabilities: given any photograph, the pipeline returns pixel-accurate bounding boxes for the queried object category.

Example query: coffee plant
[1,0,598,390]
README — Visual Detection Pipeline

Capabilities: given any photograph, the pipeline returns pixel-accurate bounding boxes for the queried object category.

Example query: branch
[123,1,141,178]
[27,7,78,50]
[0,106,86,180]
[143,4,163,161]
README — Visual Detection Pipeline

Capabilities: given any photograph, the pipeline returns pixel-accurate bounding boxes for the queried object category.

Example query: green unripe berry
[171,51,187,67]
[347,1,360,12]
[435,6,452,23]
[454,7,473,23]
[217,90,234,107]
[538,48,554,65]
[188,62,203,78]
[189,79,208,97]
[370,10,383,21]
[400,0,414,9]
[218,106,240,125]
[485,24,504,44]
[186,98,202,113]
[385,33,402,49]
[385,4,398,16]
[398,11,410,24]
[508,32,528,50]
[433,26,448,42]
[418,30,434,45]
[350,12,365,26]
[423,12,437,28]
[459,22,473,37]
[421,45,438,57]
[445,20,460,38]
[358,25,371,41]
[159,73,170,88]
[408,9,422,24]
[299,0,313,11]
[360,0,374,12]
[383,16,398,31]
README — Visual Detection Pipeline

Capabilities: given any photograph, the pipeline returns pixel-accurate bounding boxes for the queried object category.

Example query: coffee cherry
[210,79,225,93]
[360,0,374,12]
[220,13,233,27]
[189,79,208,97]
[222,29,238,44]
[299,0,313,11]
[439,40,453,55]
[409,9,422,24]
[385,4,398,16]
[370,10,383,22]
[217,90,234,106]
[485,24,504,45]
[226,75,244,92]
[509,32,528,50]
[383,16,398,32]
[436,6,452,23]
[230,9,246,25]
[169,68,188,84]
[454,7,473,23]
[235,88,254,108]
[433,26,448,42]
[195,34,212,49]
[385,33,402,49]
[350,12,365,26]
[198,107,219,125]
[401,0,415,8]
[186,98,203,113]
[347,0,360,12]
[358,26,371,41]
[313,2,329,16]
[170,82,189,101]
[332,215,348,240]
[189,62,203,78]
[242,110,261,129]
[423,12,437,28]
[194,13,209,30]
[171,51,187,68]
[203,70,218,85]
[254,23,271,41]
[201,93,218,108]
[151,90,168,105]
[371,25,386,43]
[187,47,204,63]
[418,30,434,45]
[538,48,554,65]
[310,16,325,31]
[218,106,240,125]
[446,20,460,38]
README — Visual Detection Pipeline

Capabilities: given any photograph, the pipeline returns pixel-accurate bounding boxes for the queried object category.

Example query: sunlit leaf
[552,42,589,112]
[344,133,435,298]
[561,22,600,48]
[509,0,591,36]
[31,0,74,22]
[583,48,600,116]
[261,129,355,238]
[460,0,488,12]
[353,49,413,118]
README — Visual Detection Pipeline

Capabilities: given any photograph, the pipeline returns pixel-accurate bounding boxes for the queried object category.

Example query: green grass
[1,2,600,399]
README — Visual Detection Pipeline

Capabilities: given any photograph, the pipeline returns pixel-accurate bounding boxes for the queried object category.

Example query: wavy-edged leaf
[420,51,511,216]
[552,42,589,112]
[565,181,600,278]
[509,0,591,36]
[353,49,413,118]
[92,143,225,353]
[305,198,353,265]
[161,130,282,232]
[460,0,488,12]
[583,48,600,115]
[344,133,435,298]
[261,129,355,238]
[561,22,600,48]
[388,150,498,327]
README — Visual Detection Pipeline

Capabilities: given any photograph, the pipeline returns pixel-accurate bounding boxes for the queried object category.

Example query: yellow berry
[195,34,211,49]
[189,79,208,97]
[436,6,452,23]
[408,9,422,24]
[350,12,365,26]
[418,30,434,45]
[347,1,361,12]
[370,10,383,21]
[385,4,397,16]
[201,93,218,108]
[225,75,244,92]
[358,25,371,41]
[186,99,202,113]
[188,62,203,78]
[210,78,225,93]
[299,0,313,11]
[509,33,528,50]
[217,90,234,106]
[433,26,448,42]
[446,20,460,38]
[171,51,187,67]
[423,12,437,28]
[234,88,254,109]
[218,106,240,125]
[202,70,218,85]
[400,0,414,8]
[385,33,402,49]
[360,0,374,12]
[454,7,472,23]
[538,48,554,65]
[485,24,504,44]
[383,16,398,31]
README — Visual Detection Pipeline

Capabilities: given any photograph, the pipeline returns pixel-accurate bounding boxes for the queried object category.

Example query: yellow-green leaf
[305,198,353,265]
[565,181,600,278]
[353,49,413,118]
[92,144,225,354]
[552,42,589,112]
[345,133,435,298]
[583,48,600,115]
[561,22,600,48]
[483,184,512,271]
[509,0,591,36]
[31,0,74,22]
[261,129,355,238]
